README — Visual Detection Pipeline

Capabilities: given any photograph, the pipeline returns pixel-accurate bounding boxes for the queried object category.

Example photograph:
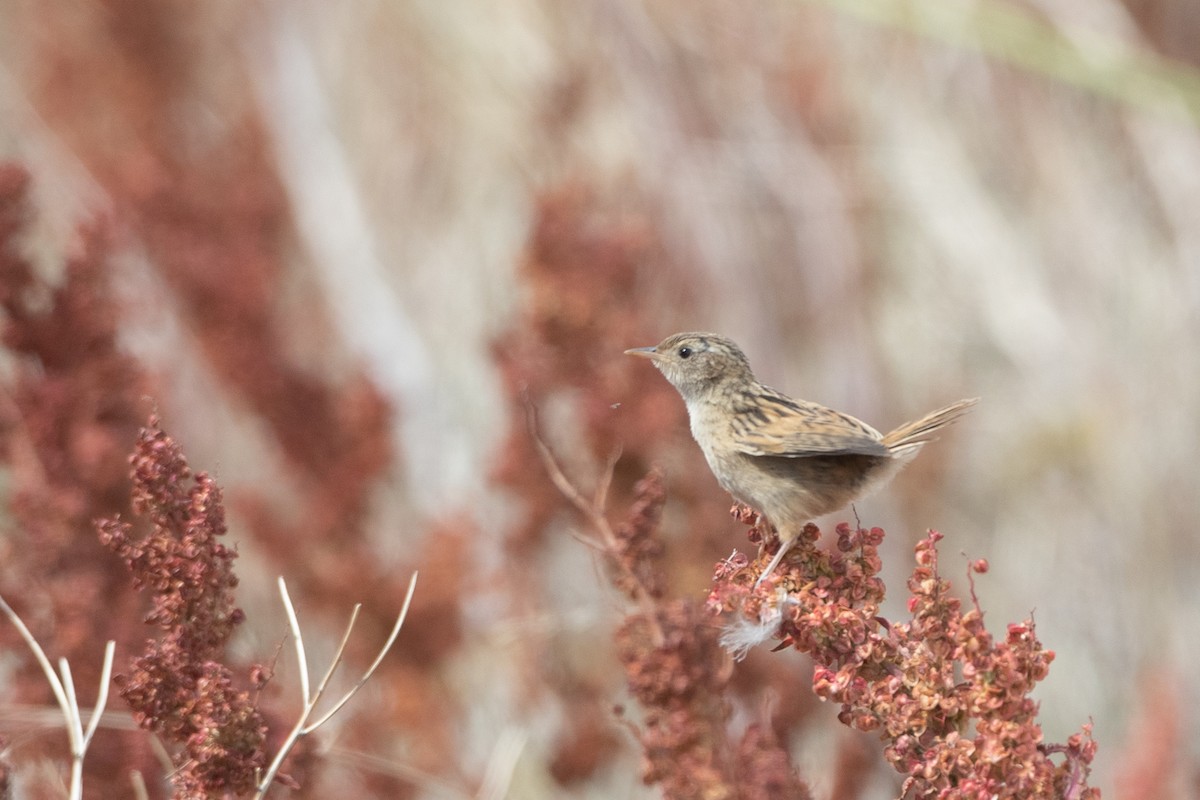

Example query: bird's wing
[732,387,889,458]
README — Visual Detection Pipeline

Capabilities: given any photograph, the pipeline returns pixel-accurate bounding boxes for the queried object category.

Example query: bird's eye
[678,346,692,359]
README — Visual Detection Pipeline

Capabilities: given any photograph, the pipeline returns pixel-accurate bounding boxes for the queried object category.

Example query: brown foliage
[488,184,675,786]
[0,162,158,794]
[20,0,397,595]
[15,2,454,790]
[547,460,809,799]
[98,417,266,797]
[0,2,1129,793]
[706,518,1100,799]
[0,151,1108,798]
[491,183,707,551]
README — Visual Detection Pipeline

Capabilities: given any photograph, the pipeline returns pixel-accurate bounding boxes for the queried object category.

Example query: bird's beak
[624,346,658,359]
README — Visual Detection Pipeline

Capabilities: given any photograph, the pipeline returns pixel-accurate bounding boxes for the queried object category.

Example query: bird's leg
[755,533,797,587]
[754,518,773,558]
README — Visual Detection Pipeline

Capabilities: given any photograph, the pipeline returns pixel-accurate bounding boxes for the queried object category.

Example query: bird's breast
[685,399,753,499]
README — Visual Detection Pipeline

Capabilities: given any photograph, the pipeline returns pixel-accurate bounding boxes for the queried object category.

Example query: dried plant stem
[130,770,149,800]
[254,572,419,798]
[0,706,136,733]
[475,726,528,800]
[324,746,473,799]
[526,404,666,646]
[816,0,1200,124]
[0,594,115,800]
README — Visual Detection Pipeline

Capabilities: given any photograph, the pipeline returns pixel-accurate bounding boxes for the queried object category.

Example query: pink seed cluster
[708,515,1098,799]
[97,417,266,797]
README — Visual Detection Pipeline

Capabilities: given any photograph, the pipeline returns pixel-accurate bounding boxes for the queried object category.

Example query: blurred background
[0,0,1197,797]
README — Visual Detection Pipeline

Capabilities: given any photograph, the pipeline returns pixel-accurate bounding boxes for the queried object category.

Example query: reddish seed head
[707,524,1097,796]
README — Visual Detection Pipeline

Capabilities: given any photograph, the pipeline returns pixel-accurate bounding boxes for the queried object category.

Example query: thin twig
[593,445,622,515]
[278,577,311,703]
[475,726,528,800]
[562,525,609,552]
[965,555,983,613]
[60,658,81,744]
[303,603,363,730]
[325,745,474,799]
[309,573,417,729]
[81,643,115,750]
[0,705,136,732]
[0,594,70,718]
[130,770,149,800]
[254,572,419,798]
[529,420,606,529]
[0,594,116,800]
[525,401,665,647]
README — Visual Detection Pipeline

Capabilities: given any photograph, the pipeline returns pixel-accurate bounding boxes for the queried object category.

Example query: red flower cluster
[708,517,1099,799]
[611,468,668,601]
[616,600,737,798]
[97,417,266,797]
[607,474,811,800]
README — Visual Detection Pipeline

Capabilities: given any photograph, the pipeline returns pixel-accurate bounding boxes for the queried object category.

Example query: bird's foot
[754,537,796,588]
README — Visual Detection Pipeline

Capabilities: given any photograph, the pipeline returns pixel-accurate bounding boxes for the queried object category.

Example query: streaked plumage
[626,332,977,584]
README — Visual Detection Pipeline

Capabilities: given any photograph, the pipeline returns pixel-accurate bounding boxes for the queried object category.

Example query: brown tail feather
[882,397,979,457]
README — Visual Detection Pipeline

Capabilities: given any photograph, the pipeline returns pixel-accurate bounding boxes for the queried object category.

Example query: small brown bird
[626,332,977,585]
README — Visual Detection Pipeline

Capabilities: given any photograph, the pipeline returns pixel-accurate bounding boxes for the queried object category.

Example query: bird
[625,332,977,585]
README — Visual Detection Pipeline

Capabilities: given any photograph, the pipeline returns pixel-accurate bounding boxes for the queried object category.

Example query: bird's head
[625,332,755,401]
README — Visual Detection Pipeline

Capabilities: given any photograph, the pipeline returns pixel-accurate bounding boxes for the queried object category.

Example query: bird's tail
[882,398,979,460]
